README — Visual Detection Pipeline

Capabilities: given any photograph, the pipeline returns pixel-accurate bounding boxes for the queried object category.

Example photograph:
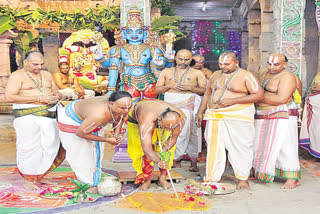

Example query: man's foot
[237,180,250,189]
[158,174,171,189]
[87,186,98,194]
[138,179,151,191]
[172,160,181,168]
[280,179,301,189]
[189,161,199,172]
[23,181,40,190]
[39,178,57,185]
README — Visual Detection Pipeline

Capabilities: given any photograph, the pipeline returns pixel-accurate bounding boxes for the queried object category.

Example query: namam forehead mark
[117,97,133,109]
[268,56,279,64]
[245,73,259,92]
[268,54,285,65]
[218,55,231,64]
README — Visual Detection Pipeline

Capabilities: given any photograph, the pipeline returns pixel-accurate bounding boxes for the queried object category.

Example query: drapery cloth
[203,104,255,182]
[13,103,64,181]
[254,104,301,182]
[299,93,320,158]
[164,92,201,161]
[57,101,104,186]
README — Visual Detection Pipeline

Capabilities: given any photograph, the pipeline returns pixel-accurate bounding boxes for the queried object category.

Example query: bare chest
[261,74,281,93]
[168,71,197,86]
[60,75,72,85]
[21,78,52,94]
[214,74,246,93]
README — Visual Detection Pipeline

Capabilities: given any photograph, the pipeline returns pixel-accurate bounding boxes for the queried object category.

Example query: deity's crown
[126,6,144,29]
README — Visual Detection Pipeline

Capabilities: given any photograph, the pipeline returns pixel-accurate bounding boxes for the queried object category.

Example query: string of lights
[191,21,242,60]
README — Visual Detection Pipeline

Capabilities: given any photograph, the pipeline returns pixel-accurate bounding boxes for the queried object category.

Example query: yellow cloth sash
[13,104,56,118]
[204,104,254,122]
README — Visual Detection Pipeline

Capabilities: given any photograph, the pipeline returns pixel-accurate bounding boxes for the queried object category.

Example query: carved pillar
[279,0,305,78]
[0,39,12,101]
[42,35,60,74]
[247,10,261,73]
[0,30,18,103]
[260,0,274,69]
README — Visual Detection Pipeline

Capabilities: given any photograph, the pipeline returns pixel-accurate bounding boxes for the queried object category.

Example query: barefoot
[237,180,250,189]
[39,178,57,185]
[280,179,301,189]
[172,160,181,168]
[23,180,40,190]
[189,161,199,172]
[87,186,98,194]
[138,179,151,191]
[158,174,171,190]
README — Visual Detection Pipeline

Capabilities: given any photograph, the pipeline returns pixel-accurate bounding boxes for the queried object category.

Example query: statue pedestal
[112,138,132,163]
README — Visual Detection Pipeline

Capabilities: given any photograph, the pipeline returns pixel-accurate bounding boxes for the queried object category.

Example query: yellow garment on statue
[127,121,176,176]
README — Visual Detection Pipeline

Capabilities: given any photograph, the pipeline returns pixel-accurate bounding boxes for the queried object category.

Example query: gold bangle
[157,161,162,168]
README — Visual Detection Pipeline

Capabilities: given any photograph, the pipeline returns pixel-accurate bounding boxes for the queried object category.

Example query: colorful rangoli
[0,165,136,214]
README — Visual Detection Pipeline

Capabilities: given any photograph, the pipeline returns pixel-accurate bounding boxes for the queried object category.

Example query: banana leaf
[0,15,16,34]
[158,150,172,162]
[151,15,181,32]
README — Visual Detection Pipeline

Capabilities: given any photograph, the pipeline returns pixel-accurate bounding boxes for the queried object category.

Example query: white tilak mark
[83,122,100,133]
[219,55,228,64]
[125,99,132,109]
[268,56,279,66]
[140,124,153,140]
[245,74,259,92]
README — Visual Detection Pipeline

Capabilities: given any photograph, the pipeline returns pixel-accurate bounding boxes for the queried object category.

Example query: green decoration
[158,150,172,162]
[0,15,16,34]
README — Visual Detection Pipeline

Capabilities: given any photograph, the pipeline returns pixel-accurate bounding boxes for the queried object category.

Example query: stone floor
[0,115,320,214]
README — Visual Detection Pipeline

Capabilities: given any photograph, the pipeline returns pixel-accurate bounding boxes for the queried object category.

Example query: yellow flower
[293,89,302,104]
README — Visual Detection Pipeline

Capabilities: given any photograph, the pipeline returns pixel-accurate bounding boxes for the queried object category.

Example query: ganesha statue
[94,6,175,102]
[59,29,109,92]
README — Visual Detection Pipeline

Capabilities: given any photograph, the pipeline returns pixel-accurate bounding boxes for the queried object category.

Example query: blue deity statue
[94,6,174,102]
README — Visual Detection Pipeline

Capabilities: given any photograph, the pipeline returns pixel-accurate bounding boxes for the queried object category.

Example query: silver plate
[201,182,236,195]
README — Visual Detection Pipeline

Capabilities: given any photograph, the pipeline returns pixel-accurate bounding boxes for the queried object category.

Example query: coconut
[98,175,122,196]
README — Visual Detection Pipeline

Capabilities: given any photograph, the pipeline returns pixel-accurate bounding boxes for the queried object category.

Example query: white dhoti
[59,88,95,100]
[13,104,61,176]
[253,104,301,182]
[299,93,320,158]
[164,92,202,161]
[203,104,255,182]
[57,101,104,186]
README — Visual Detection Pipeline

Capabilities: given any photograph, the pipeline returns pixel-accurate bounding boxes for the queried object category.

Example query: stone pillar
[0,30,18,102]
[0,39,12,101]
[241,31,249,70]
[247,10,261,74]
[42,35,60,74]
[260,0,274,69]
